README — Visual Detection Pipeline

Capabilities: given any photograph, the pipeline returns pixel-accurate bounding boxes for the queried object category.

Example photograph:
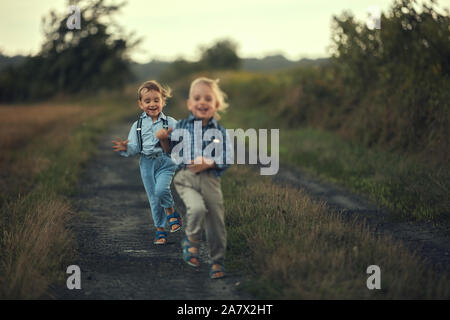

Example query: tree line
[0,0,137,102]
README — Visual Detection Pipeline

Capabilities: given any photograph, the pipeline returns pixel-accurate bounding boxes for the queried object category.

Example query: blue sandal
[210,264,226,279]
[181,237,200,267]
[154,231,168,245]
[167,211,182,233]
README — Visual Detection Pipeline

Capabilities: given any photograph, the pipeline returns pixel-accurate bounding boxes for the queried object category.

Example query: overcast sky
[0,0,448,63]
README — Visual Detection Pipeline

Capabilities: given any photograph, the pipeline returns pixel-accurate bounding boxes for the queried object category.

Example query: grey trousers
[173,169,226,264]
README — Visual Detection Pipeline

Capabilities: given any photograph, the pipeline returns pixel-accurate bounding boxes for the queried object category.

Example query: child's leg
[200,171,226,275]
[174,170,208,265]
[173,170,207,240]
[139,157,167,230]
[154,155,179,231]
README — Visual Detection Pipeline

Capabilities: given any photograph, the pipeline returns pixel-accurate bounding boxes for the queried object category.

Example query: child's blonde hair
[138,80,172,101]
[189,77,229,120]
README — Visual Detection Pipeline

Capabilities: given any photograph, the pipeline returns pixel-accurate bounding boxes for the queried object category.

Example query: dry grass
[0,93,136,299]
[0,104,87,150]
[0,103,101,202]
[223,166,450,299]
[0,102,97,299]
[0,197,74,299]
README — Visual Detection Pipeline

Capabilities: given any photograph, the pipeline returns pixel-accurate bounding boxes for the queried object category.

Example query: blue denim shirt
[169,113,233,177]
[120,111,177,157]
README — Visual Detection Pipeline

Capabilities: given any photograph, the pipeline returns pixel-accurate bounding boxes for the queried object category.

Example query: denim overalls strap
[136,114,169,154]
[137,116,143,153]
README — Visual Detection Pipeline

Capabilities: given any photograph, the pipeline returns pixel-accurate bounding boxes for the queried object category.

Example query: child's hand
[155,128,173,140]
[112,137,129,152]
[187,156,215,174]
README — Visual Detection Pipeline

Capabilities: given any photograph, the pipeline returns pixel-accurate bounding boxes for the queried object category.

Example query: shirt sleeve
[168,116,177,129]
[119,121,140,157]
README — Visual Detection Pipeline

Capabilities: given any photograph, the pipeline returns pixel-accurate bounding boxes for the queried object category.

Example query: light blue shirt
[120,111,177,157]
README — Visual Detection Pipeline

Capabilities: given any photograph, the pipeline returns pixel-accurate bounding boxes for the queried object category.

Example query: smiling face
[138,89,166,121]
[187,83,219,125]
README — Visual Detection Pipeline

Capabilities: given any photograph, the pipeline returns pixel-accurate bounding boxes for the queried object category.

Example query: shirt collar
[187,113,218,128]
[141,111,167,122]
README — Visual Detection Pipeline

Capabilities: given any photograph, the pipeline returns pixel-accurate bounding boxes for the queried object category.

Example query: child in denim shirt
[112,80,181,245]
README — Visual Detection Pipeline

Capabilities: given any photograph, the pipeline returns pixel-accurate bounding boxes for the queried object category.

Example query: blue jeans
[139,153,177,228]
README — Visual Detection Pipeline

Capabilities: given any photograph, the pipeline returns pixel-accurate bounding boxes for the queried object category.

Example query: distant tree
[0,0,139,102]
[160,39,241,82]
[0,53,26,72]
[199,39,241,70]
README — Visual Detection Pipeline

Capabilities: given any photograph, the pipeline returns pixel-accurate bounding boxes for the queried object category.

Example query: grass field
[0,91,137,298]
[210,71,449,226]
[277,128,449,224]
[1,73,448,299]
[223,166,450,299]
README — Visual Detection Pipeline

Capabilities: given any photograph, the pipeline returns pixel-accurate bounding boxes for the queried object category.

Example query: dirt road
[52,120,249,299]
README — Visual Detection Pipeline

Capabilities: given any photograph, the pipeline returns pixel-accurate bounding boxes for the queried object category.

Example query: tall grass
[1,196,74,298]
[0,91,137,298]
[207,70,449,225]
[223,166,450,299]
[278,129,450,224]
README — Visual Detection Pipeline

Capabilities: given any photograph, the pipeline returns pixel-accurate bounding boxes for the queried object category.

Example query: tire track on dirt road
[271,163,450,275]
